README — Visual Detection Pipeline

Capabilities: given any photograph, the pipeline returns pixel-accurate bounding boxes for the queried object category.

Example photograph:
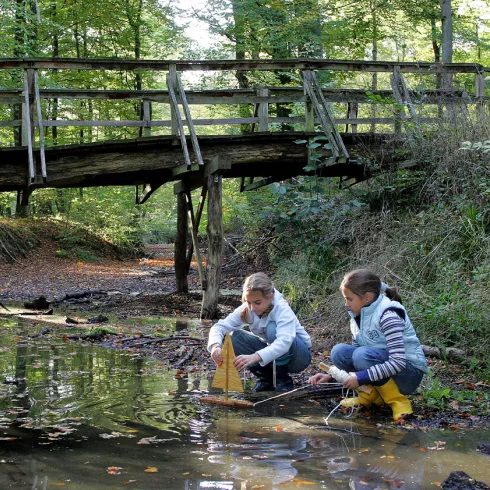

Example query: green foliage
[55,250,69,259]
[460,140,490,153]
[419,372,452,409]
[418,371,488,413]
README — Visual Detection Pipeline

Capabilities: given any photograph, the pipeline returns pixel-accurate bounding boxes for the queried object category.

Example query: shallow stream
[0,316,489,489]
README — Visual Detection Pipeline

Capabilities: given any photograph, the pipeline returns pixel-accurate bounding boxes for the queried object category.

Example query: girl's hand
[307,373,332,385]
[211,345,222,366]
[343,375,359,390]
[234,353,261,370]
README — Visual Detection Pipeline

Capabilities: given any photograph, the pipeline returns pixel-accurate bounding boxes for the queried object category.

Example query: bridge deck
[0,132,388,193]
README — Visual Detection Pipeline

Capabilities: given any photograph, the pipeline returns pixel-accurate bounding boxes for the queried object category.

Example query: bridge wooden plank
[0,88,483,107]
[0,58,484,74]
[175,73,204,165]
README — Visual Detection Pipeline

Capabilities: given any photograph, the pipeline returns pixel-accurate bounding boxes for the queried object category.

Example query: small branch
[124,335,203,348]
[422,344,466,362]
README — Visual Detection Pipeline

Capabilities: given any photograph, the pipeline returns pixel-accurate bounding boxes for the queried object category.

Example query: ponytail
[341,269,403,303]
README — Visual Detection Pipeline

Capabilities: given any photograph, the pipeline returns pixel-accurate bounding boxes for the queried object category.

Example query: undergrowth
[0,219,39,263]
[254,112,490,361]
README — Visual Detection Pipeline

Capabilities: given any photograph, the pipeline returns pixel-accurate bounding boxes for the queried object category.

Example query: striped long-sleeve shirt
[355,309,407,386]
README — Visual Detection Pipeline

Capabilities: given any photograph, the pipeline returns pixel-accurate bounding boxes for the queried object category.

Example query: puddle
[0,317,489,489]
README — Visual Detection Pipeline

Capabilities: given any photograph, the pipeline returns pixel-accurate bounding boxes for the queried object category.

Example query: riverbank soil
[1,224,489,432]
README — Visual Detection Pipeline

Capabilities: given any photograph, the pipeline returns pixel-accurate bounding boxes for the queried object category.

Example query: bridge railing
[0,58,487,152]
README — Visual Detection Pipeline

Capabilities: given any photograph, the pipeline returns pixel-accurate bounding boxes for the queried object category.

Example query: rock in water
[88,315,109,324]
[24,296,50,310]
[477,443,490,455]
[441,471,490,490]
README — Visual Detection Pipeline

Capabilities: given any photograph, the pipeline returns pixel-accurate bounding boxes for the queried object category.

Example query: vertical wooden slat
[34,70,47,180]
[347,102,358,134]
[142,100,151,137]
[257,87,269,132]
[305,100,315,132]
[176,74,204,165]
[168,64,179,141]
[23,70,35,183]
[167,73,192,166]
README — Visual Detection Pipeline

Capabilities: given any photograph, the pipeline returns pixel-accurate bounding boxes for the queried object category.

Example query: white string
[252,382,343,407]
[324,388,357,425]
[326,365,351,383]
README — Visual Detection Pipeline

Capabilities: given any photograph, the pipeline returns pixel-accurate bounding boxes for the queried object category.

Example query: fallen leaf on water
[52,483,66,487]
[144,467,158,473]
[431,483,442,486]
[358,448,369,453]
[107,466,123,475]
[202,473,211,477]
[251,486,265,489]
[122,480,137,485]
[275,426,283,431]
[292,479,316,485]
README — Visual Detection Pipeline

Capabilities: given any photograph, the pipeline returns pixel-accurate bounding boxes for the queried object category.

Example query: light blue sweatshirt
[207,289,311,366]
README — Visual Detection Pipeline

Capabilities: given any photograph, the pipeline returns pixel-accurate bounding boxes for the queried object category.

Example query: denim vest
[349,295,427,373]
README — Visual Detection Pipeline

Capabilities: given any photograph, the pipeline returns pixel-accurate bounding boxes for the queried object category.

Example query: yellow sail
[212,333,244,393]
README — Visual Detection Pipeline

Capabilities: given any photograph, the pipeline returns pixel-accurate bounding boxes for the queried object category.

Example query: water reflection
[0,317,489,490]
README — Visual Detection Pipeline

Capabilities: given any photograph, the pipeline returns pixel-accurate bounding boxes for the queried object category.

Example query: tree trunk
[440,0,453,89]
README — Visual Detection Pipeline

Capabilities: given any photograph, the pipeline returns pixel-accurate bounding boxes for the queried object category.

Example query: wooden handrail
[0,58,485,74]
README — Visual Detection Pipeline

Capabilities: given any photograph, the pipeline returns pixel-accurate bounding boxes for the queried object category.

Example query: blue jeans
[230,322,311,373]
[330,343,424,395]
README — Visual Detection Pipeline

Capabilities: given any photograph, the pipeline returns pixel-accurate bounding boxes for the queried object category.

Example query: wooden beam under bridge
[174,155,230,319]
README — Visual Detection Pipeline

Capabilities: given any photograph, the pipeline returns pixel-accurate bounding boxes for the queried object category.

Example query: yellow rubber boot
[375,378,413,421]
[340,384,383,408]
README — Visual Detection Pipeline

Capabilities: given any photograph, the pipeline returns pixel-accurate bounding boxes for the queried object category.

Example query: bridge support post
[175,192,189,293]
[201,159,224,319]
[16,188,31,218]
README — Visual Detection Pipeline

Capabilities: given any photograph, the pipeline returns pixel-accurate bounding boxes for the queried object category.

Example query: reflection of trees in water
[306,429,425,489]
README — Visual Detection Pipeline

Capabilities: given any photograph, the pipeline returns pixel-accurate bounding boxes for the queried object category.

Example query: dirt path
[0,243,201,303]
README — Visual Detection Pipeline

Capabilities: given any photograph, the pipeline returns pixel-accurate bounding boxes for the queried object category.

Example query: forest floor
[1,228,490,434]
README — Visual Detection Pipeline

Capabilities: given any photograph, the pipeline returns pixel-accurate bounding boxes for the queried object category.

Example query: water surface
[0,317,489,489]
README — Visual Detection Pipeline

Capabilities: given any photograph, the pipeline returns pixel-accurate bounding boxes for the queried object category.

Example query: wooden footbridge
[0,58,487,317]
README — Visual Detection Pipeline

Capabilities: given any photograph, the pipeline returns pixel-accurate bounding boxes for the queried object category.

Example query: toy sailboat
[200,333,253,408]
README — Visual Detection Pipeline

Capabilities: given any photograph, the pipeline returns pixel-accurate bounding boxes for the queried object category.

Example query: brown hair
[340,269,402,303]
[240,272,274,323]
